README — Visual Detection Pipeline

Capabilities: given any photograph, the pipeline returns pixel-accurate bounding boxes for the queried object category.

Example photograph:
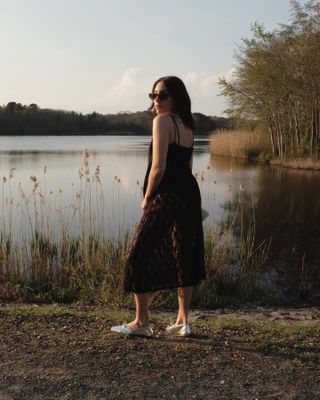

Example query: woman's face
[153,81,175,115]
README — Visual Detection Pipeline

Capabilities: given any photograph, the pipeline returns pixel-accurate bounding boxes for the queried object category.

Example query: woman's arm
[142,115,170,208]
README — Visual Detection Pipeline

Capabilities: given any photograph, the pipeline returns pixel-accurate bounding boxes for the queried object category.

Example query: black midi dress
[124,114,206,293]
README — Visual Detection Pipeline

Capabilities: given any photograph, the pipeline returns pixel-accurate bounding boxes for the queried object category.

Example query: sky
[0,0,293,116]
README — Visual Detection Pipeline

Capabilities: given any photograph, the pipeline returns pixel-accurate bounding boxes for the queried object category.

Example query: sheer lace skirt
[124,192,206,293]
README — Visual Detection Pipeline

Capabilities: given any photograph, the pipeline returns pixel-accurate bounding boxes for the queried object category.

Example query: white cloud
[185,71,219,95]
[218,67,237,82]
[111,67,141,95]
[183,69,234,115]
[105,67,146,112]
[102,67,233,116]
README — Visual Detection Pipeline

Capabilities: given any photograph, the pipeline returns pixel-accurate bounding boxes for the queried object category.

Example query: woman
[111,76,206,337]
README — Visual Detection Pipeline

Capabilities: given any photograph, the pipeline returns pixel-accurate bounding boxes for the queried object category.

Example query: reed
[270,157,320,171]
[210,129,271,160]
[192,184,271,308]
[0,149,271,307]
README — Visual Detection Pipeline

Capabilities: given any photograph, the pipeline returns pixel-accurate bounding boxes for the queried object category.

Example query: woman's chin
[155,108,169,115]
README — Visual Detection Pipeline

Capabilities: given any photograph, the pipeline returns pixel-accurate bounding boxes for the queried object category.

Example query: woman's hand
[140,197,149,211]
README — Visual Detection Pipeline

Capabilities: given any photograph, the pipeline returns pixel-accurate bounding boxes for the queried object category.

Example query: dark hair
[148,76,194,130]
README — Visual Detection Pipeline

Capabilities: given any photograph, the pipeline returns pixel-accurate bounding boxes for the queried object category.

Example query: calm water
[0,135,234,237]
[1,135,320,293]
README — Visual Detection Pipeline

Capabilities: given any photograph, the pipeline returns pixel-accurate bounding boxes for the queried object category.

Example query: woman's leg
[127,292,150,328]
[176,286,193,325]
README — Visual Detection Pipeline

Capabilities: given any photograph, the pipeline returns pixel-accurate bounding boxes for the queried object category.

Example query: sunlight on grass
[210,129,271,160]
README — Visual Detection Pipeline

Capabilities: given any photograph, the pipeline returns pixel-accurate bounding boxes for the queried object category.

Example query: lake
[1,135,320,295]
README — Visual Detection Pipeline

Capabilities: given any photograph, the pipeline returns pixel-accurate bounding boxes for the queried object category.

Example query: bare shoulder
[153,113,172,128]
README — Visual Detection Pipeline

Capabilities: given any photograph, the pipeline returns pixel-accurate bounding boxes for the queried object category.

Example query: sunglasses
[148,92,171,101]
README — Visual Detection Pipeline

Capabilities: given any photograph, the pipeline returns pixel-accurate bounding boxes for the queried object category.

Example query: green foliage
[219,1,320,158]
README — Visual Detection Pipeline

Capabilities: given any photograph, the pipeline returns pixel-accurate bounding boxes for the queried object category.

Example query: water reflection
[211,157,320,292]
[251,167,320,291]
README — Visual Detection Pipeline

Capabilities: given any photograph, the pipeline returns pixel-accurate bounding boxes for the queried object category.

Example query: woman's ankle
[129,318,149,327]
[175,316,188,325]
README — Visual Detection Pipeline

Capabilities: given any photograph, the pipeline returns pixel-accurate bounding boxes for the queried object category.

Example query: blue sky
[0,0,292,116]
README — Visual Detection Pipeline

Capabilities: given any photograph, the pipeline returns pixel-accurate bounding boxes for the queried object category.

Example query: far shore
[210,130,320,171]
[269,157,320,171]
[210,153,320,171]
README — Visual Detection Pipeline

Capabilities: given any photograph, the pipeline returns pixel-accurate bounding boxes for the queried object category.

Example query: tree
[219,0,320,158]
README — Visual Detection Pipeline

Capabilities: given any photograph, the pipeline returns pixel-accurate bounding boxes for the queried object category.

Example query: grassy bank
[210,129,320,170]
[0,221,271,308]
[269,157,320,171]
[0,149,274,307]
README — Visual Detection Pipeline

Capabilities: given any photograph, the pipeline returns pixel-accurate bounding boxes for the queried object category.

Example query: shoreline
[210,153,320,171]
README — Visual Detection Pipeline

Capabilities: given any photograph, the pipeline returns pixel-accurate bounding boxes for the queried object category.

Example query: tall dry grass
[210,129,271,160]
[270,157,320,170]
[0,148,125,304]
[0,149,271,307]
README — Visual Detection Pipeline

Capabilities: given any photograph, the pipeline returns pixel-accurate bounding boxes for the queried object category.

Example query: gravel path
[0,303,319,400]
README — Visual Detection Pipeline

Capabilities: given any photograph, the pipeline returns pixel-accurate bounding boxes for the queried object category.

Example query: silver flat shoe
[111,322,153,337]
[165,323,191,337]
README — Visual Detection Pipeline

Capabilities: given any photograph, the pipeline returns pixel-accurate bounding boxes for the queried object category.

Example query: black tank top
[143,114,194,197]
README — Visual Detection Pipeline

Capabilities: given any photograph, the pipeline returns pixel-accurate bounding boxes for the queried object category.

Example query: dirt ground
[0,303,319,400]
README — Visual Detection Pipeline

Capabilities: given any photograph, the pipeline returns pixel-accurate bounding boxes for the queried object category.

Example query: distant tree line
[0,102,231,136]
[219,0,320,158]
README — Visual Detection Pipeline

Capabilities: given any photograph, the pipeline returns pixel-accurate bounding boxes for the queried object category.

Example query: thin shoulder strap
[168,114,180,145]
